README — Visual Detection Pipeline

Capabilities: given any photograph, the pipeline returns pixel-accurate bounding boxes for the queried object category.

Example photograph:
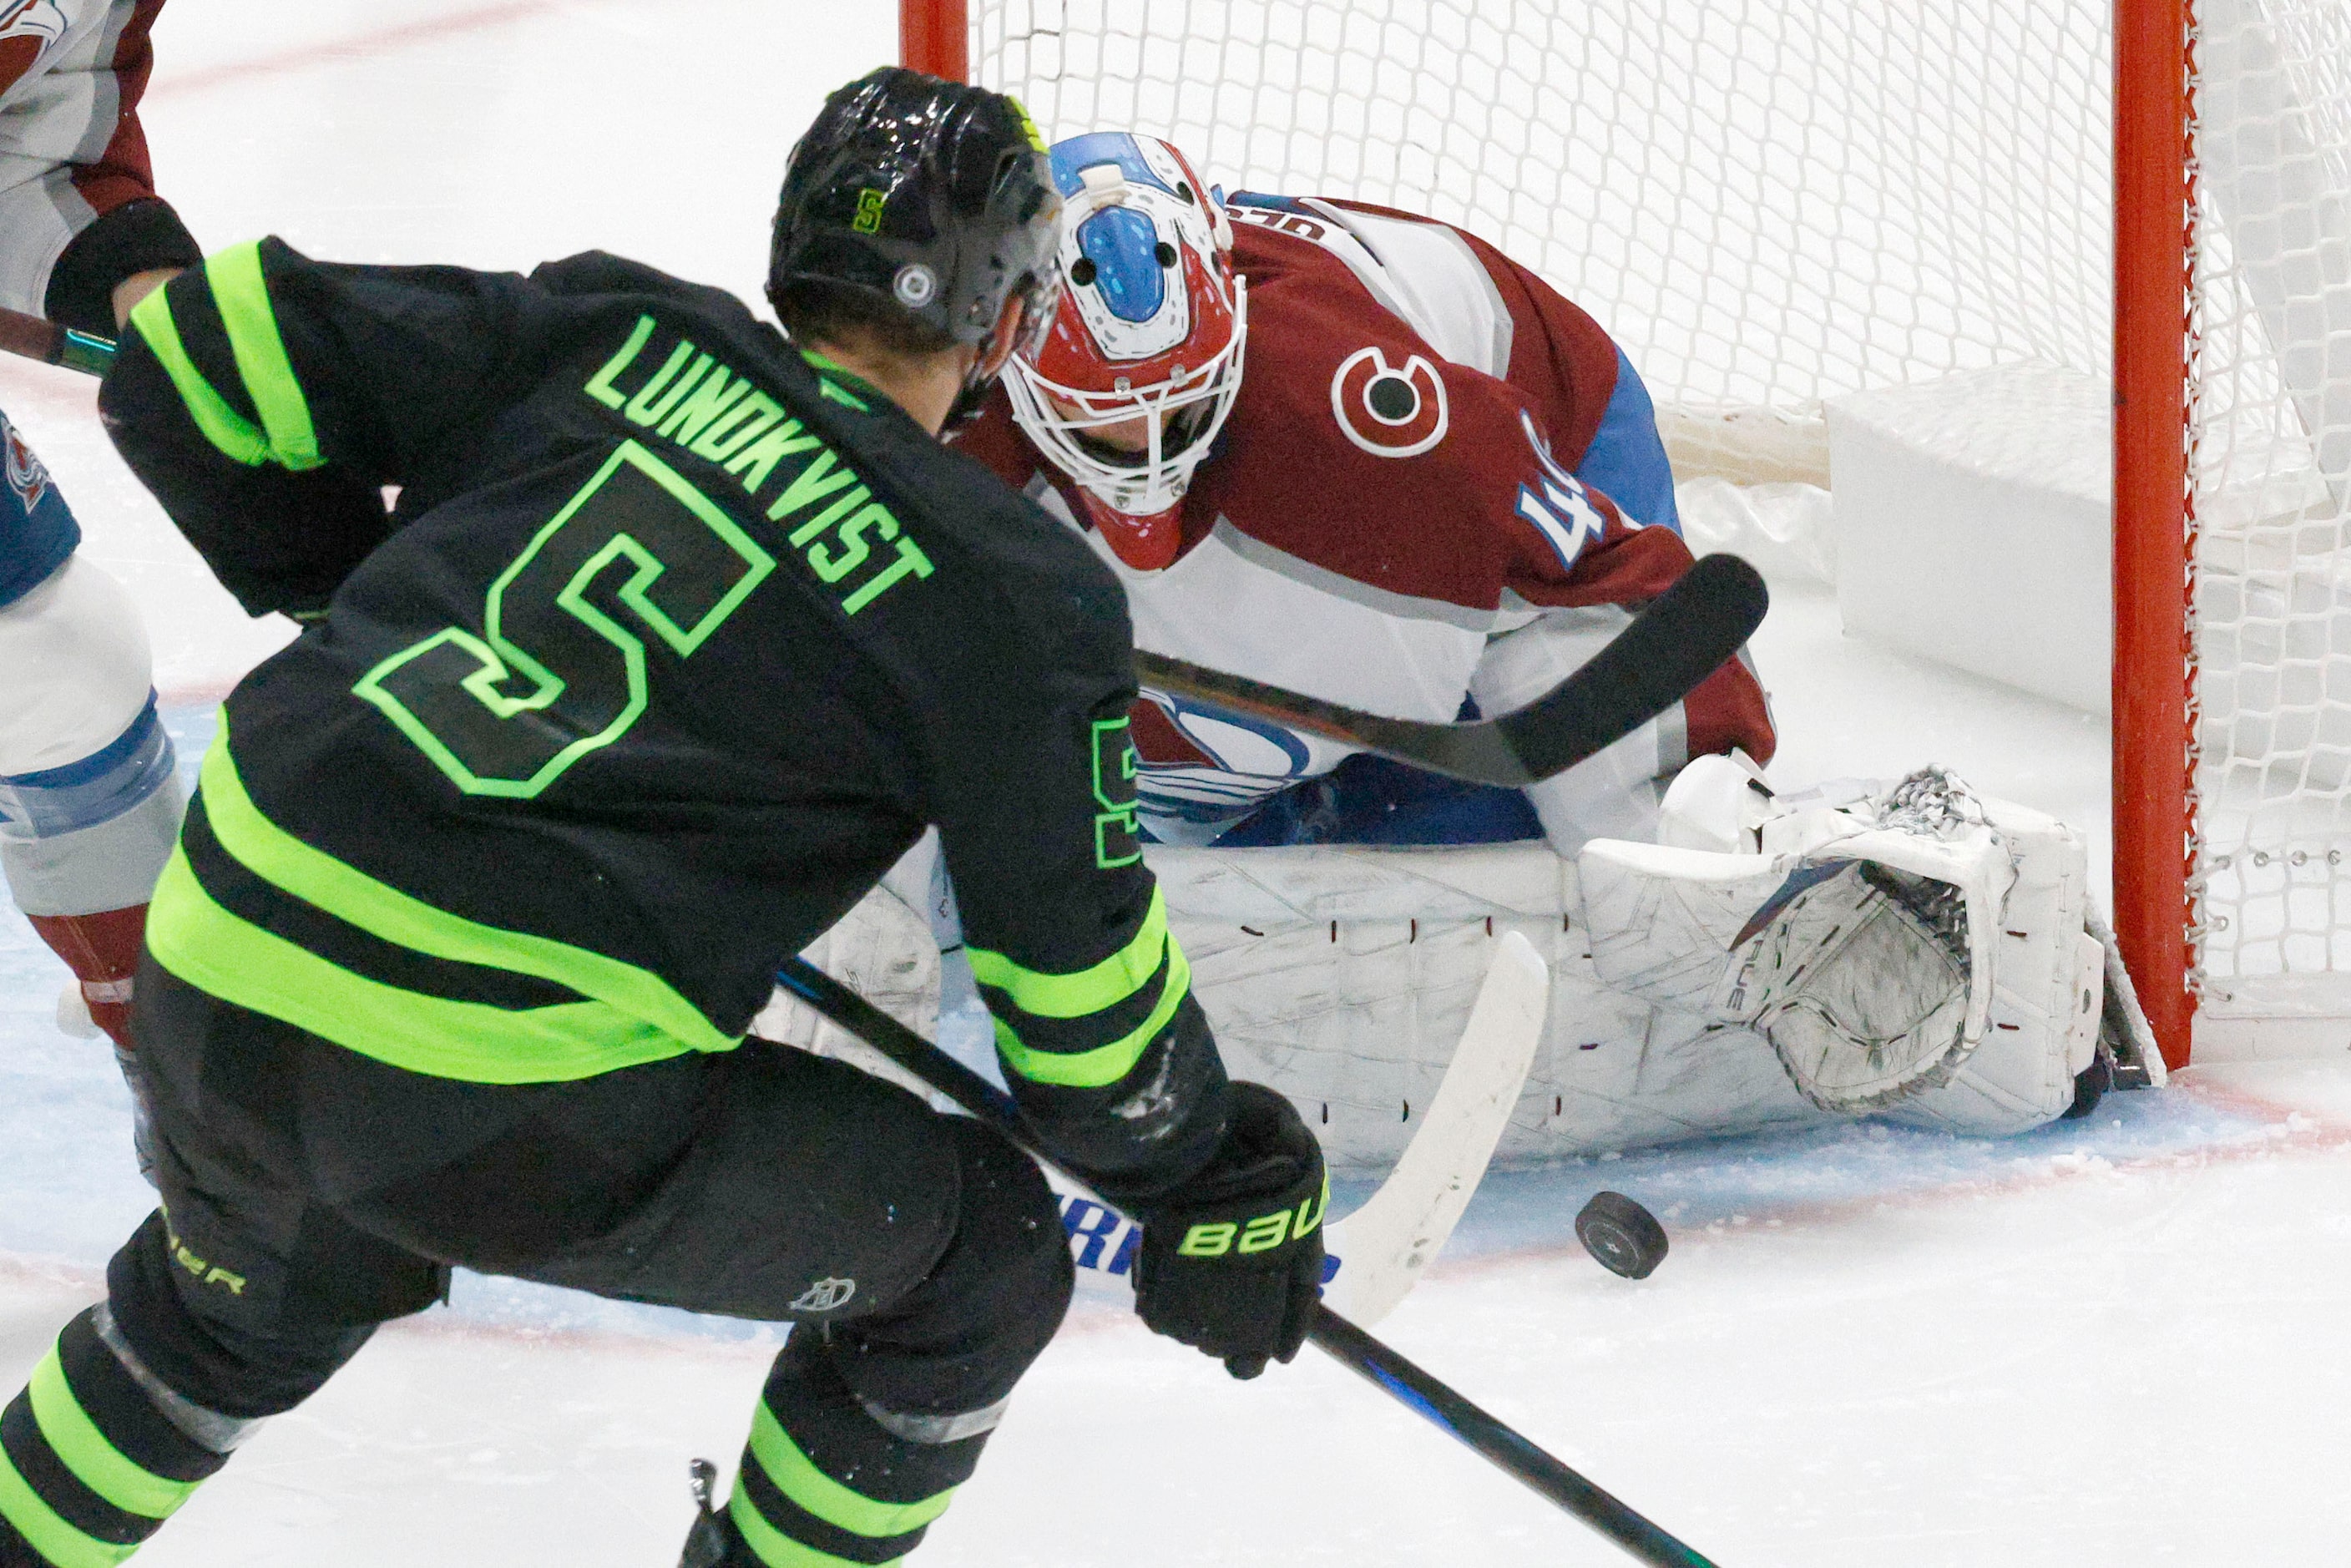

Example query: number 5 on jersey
[1092,717,1142,868]
[355,441,771,798]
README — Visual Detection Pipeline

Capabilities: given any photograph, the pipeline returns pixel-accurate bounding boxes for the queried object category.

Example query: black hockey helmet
[770,68,1062,377]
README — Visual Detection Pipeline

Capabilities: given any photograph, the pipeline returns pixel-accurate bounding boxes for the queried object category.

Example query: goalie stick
[1055,929,1550,1327]
[1135,551,1769,788]
[6,310,1767,792]
[776,954,1721,1568]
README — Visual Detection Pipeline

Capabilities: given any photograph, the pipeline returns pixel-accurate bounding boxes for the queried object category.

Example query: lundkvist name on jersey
[582,314,935,619]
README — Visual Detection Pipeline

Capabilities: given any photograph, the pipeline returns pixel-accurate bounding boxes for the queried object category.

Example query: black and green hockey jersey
[100,238,1227,1197]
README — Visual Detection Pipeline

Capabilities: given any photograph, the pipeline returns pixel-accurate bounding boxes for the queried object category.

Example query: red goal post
[2111,0,2192,1073]
[903,0,2346,1075]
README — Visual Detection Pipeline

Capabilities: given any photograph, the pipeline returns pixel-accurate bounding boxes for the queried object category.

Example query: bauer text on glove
[1132,1081,1327,1379]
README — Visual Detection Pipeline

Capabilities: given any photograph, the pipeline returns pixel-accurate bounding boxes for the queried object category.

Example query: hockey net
[907,0,2351,1065]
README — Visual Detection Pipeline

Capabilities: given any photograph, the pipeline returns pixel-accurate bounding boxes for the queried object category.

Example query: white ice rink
[3,3,2347,1564]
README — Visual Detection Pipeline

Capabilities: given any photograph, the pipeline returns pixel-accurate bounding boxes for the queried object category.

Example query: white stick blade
[1318,929,1550,1325]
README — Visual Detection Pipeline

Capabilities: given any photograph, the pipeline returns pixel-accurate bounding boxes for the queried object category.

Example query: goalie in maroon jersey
[956,129,1773,852]
[923,129,2141,1166]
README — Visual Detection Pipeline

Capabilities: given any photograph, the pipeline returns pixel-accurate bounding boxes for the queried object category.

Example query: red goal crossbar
[907,0,2205,1070]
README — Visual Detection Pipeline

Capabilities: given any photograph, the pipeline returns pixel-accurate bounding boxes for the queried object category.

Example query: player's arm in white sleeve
[1470,458,1777,856]
[1473,602,1700,851]
[0,0,200,331]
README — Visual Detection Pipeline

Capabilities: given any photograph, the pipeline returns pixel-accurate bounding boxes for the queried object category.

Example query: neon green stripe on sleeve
[0,1443,133,1568]
[993,940,1191,1090]
[127,286,271,467]
[196,726,735,1056]
[967,888,1170,1019]
[728,1474,901,1568]
[28,1348,200,1520]
[746,1402,953,1540]
[204,240,323,470]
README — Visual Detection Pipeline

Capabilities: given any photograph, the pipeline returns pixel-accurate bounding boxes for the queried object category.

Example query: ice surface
[13,1062,2351,1566]
[3,4,2336,1564]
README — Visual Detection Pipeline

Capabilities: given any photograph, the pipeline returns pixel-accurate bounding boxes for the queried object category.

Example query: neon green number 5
[355,442,773,797]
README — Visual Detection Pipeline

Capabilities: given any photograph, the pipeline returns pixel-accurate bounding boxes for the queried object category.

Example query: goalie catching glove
[1133,1081,1328,1378]
[1580,762,2106,1125]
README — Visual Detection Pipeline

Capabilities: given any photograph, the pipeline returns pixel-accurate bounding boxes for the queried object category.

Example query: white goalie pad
[1050,930,1550,1325]
[1581,768,2106,1130]
[763,768,2114,1168]
[1054,843,1826,1168]
[760,837,1829,1169]
[754,842,963,1115]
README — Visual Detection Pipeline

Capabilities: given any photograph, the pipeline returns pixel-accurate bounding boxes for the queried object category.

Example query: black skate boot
[678,1459,732,1568]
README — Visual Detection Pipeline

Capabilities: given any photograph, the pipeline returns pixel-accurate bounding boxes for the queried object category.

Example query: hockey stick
[776,955,1722,1568]
[8,311,1762,798]
[0,305,117,377]
[1052,929,1549,1325]
[1134,551,1769,788]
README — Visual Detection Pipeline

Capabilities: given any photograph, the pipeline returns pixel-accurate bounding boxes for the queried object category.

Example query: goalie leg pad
[1140,842,1828,1167]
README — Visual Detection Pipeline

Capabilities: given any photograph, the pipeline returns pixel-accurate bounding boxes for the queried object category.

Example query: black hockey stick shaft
[775,957,1722,1568]
[0,306,117,377]
[1135,551,1768,789]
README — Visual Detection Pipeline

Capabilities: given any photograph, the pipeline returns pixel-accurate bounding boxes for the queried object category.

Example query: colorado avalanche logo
[1330,346,1449,458]
[1129,692,1318,825]
[3,417,52,514]
[0,2,68,49]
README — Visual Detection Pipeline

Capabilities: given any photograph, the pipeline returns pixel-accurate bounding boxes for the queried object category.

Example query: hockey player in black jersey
[0,68,1327,1568]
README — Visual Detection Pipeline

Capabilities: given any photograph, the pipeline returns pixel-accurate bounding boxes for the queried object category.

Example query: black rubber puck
[1575,1191,1669,1279]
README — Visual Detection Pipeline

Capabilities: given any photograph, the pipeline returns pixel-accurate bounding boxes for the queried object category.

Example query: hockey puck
[1575,1191,1669,1279]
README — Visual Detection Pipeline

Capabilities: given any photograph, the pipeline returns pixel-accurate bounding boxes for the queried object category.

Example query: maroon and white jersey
[958,193,1776,847]
[0,0,185,325]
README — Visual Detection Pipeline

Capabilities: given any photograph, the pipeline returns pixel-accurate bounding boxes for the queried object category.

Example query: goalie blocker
[783,765,2157,1169]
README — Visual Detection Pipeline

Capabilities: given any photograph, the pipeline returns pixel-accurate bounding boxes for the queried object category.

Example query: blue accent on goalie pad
[0,403,82,608]
[1574,346,1681,536]
[0,695,178,837]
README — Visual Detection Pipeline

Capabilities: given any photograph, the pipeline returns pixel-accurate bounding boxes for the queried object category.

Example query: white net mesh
[2192,0,2351,1015]
[967,0,2351,1033]
[973,1,2113,418]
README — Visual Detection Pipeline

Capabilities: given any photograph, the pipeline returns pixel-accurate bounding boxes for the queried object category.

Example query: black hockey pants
[0,960,1074,1568]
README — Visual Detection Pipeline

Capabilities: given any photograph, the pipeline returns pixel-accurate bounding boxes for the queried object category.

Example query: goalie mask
[1004,131,1248,570]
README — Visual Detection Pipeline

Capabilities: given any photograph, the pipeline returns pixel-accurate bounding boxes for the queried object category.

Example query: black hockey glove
[1132,1082,1327,1379]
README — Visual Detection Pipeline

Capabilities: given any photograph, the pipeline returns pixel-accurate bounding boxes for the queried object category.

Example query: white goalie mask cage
[1004,131,1248,524]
